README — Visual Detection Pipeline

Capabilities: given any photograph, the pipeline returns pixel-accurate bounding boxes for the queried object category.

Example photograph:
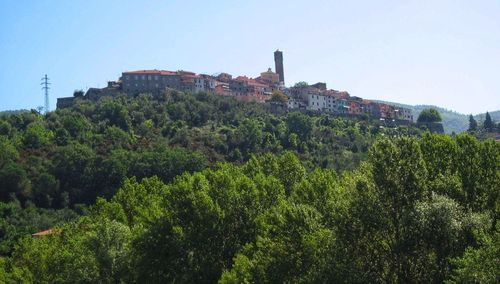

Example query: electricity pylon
[41,74,50,114]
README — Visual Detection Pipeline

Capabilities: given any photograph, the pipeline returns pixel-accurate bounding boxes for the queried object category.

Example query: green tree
[447,226,500,283]
[419,133,458,180]
[61,112,91,137]
[269,90,288,105]
[5,218,132,283]
[22,123,51,149]
[455,133,483,211]
[468,114,478,132]
[33,173,59,208]
[484,111,494,132]
[0,139,19,167]
[52,143,96,204]
[286,112,313,140]
[276,151,306,195]
[0,120,12,136]
[478,139,500,226]
[417,108,442,123]
[293,81,309,88]
[97,99,132,131]
[410,194,490,282]
[235,118,263,154]
[0,161,30,201]
[369,137,428,282]
[73,89,84,97]
[220,203,335,283]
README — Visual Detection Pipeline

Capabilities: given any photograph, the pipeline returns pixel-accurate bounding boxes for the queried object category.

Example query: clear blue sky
[1,0,499,114]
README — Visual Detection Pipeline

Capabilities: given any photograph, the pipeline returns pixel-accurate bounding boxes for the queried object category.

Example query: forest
[0,91,498,283]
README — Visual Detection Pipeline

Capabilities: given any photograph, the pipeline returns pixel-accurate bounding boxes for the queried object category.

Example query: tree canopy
[0,92,498,282]
[417,108,442,123]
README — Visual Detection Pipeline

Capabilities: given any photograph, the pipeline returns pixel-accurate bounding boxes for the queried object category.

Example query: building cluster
[57,50,413,122]
[286,83,413,121]
[119,50,286,104]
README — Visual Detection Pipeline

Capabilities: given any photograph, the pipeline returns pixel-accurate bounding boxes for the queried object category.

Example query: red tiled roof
[123,70,178,76]
[32,228,61,236]
[123,69,177,75]
[235,76,250,81]
[177,70,196,76]
[160,71,177,76]
[235,76,270,88]
[123,70,161,74]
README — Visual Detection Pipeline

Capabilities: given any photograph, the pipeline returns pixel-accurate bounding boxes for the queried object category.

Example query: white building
[194,76,216,93]
[307,93,341,113]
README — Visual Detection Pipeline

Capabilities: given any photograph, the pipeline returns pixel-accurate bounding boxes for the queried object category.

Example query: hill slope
[373,100,500,133]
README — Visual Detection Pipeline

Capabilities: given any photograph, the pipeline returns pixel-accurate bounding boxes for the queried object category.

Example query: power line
[41,74,50,114]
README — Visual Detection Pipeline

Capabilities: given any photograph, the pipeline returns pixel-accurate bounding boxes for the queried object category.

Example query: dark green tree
[293,81,309,88]
[484,111,494,132]
[0,162,30,201]
[468,114,478,132]
[269,90,288,105]
[417,108,442,123]
[448,226,499,283]
[73,90,85,98]
[286,112,313,140]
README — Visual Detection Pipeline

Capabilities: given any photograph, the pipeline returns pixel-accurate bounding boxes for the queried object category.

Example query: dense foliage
[376,101,500,134]
[0,92,416,209]
[417,108,442,123]
[468,111,500,140]
[0,133,498,282]
[0,92,498,282]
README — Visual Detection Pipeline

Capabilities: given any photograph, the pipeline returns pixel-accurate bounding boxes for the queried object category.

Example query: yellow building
[259,68,280,84]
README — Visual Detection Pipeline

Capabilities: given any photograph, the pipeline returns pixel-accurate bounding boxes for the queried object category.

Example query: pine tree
[468,115,478,132]
[483,112,494,132]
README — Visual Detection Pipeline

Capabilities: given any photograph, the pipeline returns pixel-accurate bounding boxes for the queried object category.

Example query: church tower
[274,50,285,85]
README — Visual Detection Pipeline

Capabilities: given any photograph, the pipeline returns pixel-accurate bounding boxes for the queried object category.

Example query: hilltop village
[57,50,413,122]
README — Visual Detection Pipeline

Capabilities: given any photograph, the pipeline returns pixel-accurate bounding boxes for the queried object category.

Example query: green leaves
[447,226,500,283]
[286,112,313,140]
[370,137,428,211]
[22,123,52,149]
[417,108,442,123]
[221,203,335,284]
[0,92,498,282]
[1,141,499,282]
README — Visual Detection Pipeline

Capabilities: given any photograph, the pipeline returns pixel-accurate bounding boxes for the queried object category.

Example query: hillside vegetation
[0,92,498,283]
[376,100,500,134]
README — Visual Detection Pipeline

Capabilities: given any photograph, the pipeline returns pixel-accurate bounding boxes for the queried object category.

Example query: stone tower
[274,49,285,85]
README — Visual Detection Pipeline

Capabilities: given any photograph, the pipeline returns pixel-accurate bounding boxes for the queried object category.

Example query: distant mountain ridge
[373,100,500,133]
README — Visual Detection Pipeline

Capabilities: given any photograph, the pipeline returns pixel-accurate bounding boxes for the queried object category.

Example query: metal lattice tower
[41,74,50,114]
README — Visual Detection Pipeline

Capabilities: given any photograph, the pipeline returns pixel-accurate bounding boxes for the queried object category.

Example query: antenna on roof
[41,74,50,114]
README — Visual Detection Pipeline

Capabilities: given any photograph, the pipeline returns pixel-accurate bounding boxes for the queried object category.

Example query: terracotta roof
[160,71,178,76]
[123,70,161,74]
[123,70,178,76]
[248,80,268,88]
[32,228,62,236]
[235,76,250,81]
[177,70,196,76]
